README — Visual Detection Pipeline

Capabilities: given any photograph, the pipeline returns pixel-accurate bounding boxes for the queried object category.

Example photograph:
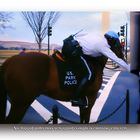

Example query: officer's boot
[71,77,89,108]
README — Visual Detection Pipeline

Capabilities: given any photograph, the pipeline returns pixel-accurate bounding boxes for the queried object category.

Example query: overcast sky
[0,11,130,46]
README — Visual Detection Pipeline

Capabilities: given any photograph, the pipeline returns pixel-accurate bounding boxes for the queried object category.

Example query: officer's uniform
[74,32,129,71]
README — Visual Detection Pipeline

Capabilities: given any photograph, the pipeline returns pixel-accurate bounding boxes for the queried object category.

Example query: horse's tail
[0,66,7,123]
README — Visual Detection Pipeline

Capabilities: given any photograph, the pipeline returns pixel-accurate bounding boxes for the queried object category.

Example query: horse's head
[104,31,125,60]
[110,38,125,60]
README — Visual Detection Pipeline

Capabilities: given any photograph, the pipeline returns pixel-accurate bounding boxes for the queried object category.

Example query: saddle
[52,50,85,90]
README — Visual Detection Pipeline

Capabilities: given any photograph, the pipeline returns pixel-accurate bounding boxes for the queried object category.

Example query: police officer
[62,31,130,107]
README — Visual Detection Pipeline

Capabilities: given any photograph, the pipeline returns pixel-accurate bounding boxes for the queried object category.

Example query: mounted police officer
[62,31,130,108]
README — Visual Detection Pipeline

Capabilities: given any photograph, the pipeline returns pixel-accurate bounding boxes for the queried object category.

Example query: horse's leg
[79,107,86,123]
[6,98,34,124]
[79,95,97,124]
[79,107,92,124]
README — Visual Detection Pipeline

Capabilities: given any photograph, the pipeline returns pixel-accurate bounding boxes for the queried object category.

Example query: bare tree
[0,12,12,32]
[22,11,60,51]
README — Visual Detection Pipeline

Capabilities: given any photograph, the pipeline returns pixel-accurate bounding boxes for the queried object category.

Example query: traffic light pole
[120,23,128,62]
[47,22,50,55]
[48,32,50,55]
[125,23,128,62]
[47,24,52,55]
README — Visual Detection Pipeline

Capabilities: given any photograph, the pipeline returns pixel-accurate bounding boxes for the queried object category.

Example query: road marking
[57,101,79,115]
[102,83,107,87]
[103,75,112,78]
[31,100,52,122]
[97,76,112,95]
[103,78,110,82]
[98,89,103,94]
[31,100,62,123]
[90,71,121,122]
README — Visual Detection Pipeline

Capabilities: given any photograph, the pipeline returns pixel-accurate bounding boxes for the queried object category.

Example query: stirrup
[71,96,88,108]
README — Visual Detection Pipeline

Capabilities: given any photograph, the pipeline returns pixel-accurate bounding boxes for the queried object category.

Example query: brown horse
[0,43,124,124]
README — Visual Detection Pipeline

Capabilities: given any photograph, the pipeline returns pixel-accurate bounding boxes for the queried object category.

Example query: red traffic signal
[121,41,125,47]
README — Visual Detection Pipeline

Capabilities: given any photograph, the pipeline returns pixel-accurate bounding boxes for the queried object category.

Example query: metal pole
[125,23,128,62]
[48,22,50,55]
[52,105,58,124]
[48,33,50,55]
[126,89,130,124]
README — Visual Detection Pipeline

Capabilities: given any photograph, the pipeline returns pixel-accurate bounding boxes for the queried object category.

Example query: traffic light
[120,25,125,36]
[121,38,125,47]
[48,26,52,36]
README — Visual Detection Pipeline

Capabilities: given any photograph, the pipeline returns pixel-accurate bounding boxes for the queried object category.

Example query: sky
[0,11,130,46]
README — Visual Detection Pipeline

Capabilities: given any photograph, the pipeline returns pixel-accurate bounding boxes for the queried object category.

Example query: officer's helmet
[104,31,119,41]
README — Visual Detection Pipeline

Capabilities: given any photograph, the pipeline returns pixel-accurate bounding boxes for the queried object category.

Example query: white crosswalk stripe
[90,71,120,122]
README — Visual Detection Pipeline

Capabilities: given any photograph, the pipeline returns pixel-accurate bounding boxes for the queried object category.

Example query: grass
[0,50,130,66]
[0,50,53,65]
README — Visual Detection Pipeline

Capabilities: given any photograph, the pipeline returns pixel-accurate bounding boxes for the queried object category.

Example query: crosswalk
[97,74,113,98]
[6,68,117,124]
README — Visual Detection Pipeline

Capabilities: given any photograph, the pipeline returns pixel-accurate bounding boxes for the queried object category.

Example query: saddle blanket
[53,53,84,90]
